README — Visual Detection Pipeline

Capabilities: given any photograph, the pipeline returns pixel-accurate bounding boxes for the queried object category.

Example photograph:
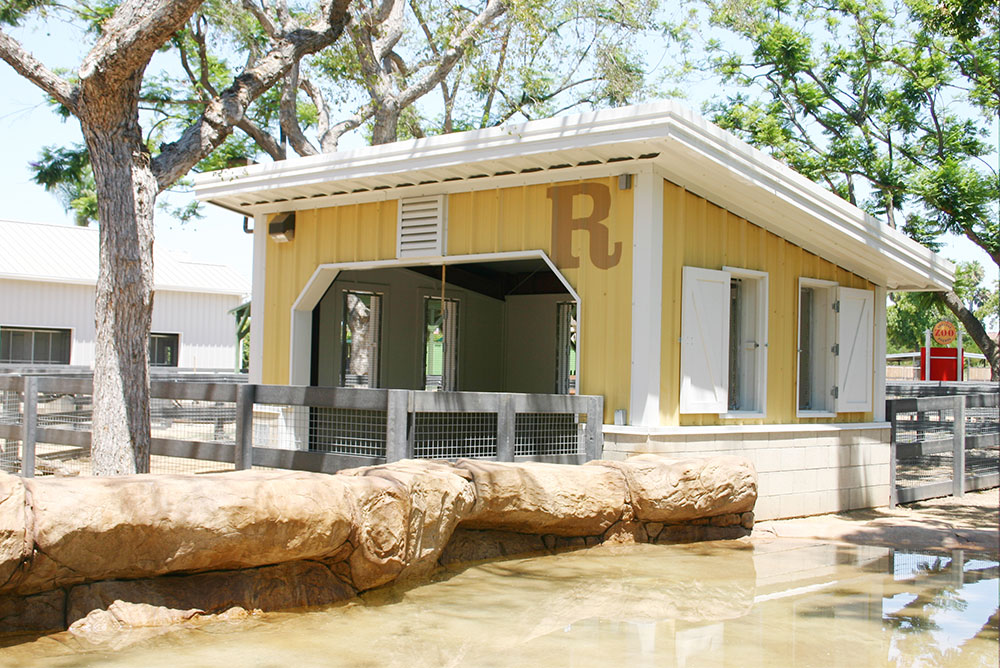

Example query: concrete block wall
[601,423,892,521]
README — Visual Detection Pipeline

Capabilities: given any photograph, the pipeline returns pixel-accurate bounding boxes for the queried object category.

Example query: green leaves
[30,144,97,226]
[0,0,53,26]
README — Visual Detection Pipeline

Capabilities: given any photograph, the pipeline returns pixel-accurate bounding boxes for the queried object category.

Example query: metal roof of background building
[0,219,248,296]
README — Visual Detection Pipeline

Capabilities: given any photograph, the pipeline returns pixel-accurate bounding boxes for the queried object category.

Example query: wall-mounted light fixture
[268,212,295,242]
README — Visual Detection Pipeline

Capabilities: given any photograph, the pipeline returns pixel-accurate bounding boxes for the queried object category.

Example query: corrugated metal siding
[659,180,873,426]
[152,291,243,370]
[0,279,241,369]
[262,202,397,384]
[447,177,633,422]
[0,279,97,365]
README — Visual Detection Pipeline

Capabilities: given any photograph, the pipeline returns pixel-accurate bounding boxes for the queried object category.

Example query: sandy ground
[753,487,999,553]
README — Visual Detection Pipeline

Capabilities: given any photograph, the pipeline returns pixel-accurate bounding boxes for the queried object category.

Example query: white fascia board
[196,101,953,292]
[211,161,643,217]
[193,103,683,202]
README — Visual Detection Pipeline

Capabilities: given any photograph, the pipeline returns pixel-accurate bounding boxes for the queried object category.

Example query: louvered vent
[397,195,446,258]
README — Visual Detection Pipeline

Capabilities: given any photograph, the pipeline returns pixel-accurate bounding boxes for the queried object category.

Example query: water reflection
[0,541,996,667]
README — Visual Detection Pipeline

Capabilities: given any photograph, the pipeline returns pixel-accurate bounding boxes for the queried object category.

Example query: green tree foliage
[30,144,97,225]
[683,0,999,378]
[887,262,997,354]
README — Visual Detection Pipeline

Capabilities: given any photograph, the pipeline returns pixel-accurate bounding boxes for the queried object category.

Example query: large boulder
[593,455,757,523]
[66,560,356,635]
[0,473,30,590]
[454,459,627,536]
[339,460,476,588]
[17,470,356,595]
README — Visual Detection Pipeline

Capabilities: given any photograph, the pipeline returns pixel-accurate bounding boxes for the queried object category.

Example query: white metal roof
[193,101,954,292]
[0,219,248,296]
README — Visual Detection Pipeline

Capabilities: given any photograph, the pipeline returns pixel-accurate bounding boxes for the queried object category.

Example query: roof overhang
[194,102,954,292]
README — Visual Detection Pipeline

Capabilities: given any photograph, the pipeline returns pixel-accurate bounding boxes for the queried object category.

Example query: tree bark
[939,290,999,381]
[79,73,156,475]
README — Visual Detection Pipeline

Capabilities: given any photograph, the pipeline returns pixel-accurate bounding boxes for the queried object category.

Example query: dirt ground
[753,487,999,554]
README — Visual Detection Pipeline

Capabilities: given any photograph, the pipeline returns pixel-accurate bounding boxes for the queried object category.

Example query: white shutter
[680,266,731,414]
[835,287,874,412]
[397,195,446,258]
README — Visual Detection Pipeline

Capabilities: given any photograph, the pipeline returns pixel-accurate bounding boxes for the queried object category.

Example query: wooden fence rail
[0,375,603,477]
[888,392,998,505]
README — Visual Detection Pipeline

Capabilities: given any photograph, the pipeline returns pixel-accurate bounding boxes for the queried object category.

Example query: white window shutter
[835,287,874,412]
[680,266,731,414]
[397,195,446,258]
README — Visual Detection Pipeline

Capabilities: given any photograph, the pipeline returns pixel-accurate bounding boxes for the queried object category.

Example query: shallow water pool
[2,539,996,667]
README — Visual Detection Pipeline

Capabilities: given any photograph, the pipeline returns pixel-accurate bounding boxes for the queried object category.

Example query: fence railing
[888,393,999,505]
[0,375,603,477]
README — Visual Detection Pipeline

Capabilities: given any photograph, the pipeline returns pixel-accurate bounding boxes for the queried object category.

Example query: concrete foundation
[603,423,891,521]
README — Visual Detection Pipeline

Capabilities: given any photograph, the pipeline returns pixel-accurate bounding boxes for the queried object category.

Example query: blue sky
[1,16,996,291]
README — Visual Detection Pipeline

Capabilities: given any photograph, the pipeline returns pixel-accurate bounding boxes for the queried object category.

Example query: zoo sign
[931,320,957,346]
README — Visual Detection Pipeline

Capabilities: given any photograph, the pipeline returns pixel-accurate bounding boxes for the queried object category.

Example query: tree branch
[0,30,78,112]
[399,0,507,108]
[80,0,205,87]
[325,102,376,151]
[241,0,280,38]
[151,0,352,189]
[280,64,320,156]
[237,117,285,160]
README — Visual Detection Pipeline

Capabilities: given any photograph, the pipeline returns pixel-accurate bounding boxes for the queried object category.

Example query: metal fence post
[584,396,603,461]
[20,376,36,478]
[234,384,256,470]
[952,395,965,497]
[888,398,898,508]
[386,389,410,463]
[497,393,515,462]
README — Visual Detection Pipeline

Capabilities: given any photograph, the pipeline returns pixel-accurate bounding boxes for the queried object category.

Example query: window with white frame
[679,266,768,415]
[797,278,874,414]
[149,333,179,367]
[0,327,71,365]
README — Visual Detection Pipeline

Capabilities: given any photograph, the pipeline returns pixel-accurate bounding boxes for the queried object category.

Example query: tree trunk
[372,99,400,144]
[939,290,999,381]
[80,73,156,475]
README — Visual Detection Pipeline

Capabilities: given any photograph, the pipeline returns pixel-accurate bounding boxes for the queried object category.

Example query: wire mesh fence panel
[307,407,387,458]
[0,440,20,474]
[35,391,92,429]
[892,407,956,444]
[895,407,957,489]
[0,388,22,474]
[966,404,999,439]
[514,413,583,457]
[0,389,21,426]
[150,398,237,445]
[32,391,93,476]
[148,454,235,475]
[413,412,497,460]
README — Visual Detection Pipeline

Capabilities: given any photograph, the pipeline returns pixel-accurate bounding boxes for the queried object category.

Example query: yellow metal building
[196,103,954,519]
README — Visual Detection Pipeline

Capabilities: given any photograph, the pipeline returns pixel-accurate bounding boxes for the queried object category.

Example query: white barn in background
[0,220,248,372]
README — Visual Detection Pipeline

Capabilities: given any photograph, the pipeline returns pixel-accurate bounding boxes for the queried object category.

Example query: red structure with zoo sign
[920,346,965,381]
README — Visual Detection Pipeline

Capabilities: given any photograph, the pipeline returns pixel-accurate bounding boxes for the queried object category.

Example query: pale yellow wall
[262,202,397,384]
[448,177,634,421]
[261,178,633,423]
[659,180,874,426]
